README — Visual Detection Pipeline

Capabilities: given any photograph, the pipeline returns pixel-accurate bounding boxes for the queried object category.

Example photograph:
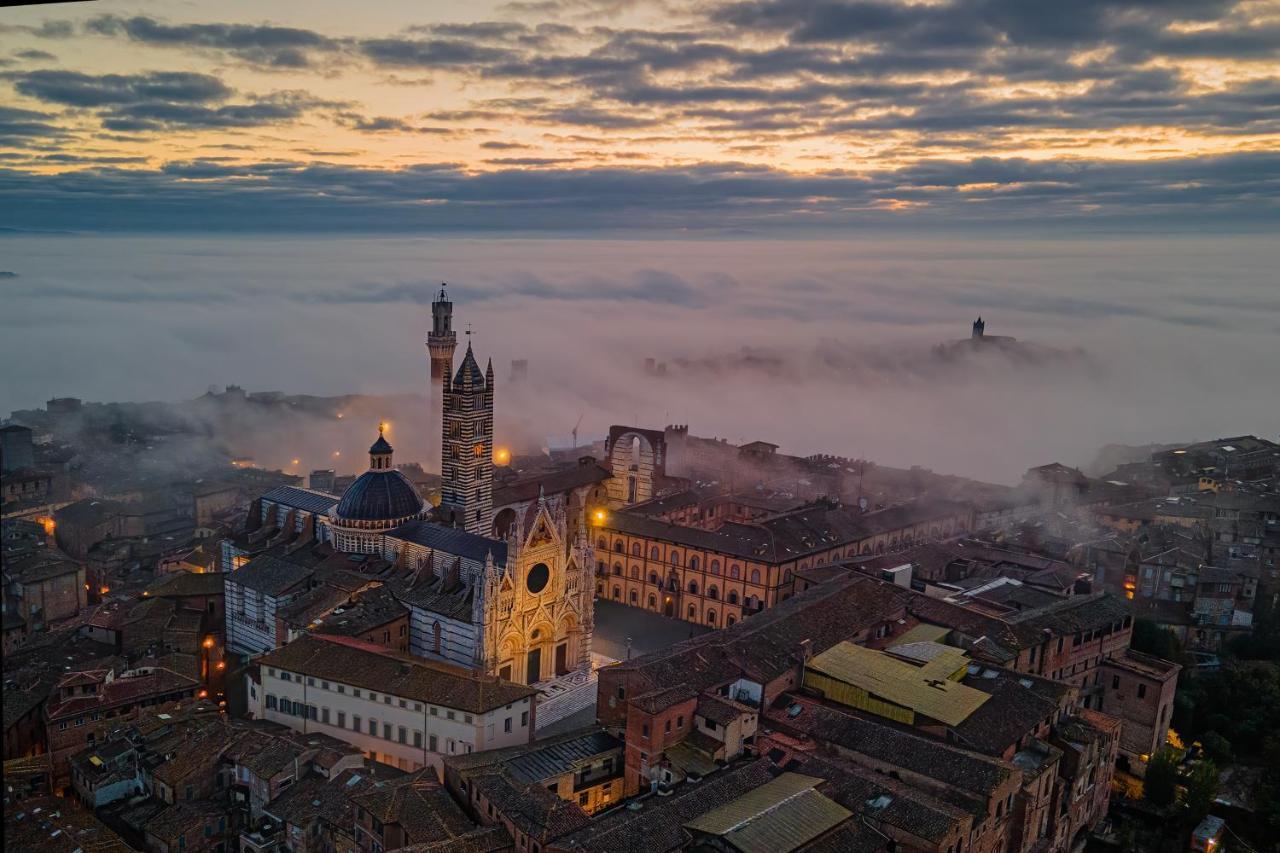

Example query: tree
[1131,618,1184,663]
[1144,749,1180,808]
[1181,760,1220,823]
[1200,731,1232,765]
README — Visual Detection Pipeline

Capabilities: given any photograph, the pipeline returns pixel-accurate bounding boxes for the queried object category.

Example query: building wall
[19,566,87,624]
[593,507,967,628]
[1099,661,1179,770]
[256,668,533,777]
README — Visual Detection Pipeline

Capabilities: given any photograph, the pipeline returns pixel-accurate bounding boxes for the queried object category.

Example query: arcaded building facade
[593,496,972,628]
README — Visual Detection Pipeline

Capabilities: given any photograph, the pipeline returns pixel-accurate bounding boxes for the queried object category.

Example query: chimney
[798,638,813,662]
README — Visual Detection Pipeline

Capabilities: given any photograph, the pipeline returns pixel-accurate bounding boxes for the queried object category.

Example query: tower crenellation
[427,284,458,475]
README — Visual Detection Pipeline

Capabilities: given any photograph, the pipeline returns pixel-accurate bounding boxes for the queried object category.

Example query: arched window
[667,576,677,592]
[650,546,660,561]
[596,582,604,595]
[730,564,741,579]
[432,621,442,654]
[689,556,699,572]
[728,590,739,605]
[708,585,719,600]
[632,543,641,556]
[613,562,622,576]
[750,568,761,584]
[648,571,659,585]
[707,610,717,626]
[614,541,624,553]
[710,560,720,575]
[630,565,639,579]
[596,560,606,575]
[612,585,621,600]
[670,552,680,567]
[629,590,638,604]
[597,537,607,550]
[687,604,697,619]
[783,569,792,583]
[647,594,656,609]
[727,615,736,627]
[688,580,698,595]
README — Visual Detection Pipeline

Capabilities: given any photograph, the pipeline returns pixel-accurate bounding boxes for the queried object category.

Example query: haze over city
[1,2,1278,853]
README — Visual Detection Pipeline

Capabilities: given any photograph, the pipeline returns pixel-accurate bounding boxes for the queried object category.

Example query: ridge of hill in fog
[644,333,1095,388]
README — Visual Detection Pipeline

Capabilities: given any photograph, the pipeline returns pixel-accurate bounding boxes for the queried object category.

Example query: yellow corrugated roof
[684,773,851,853]
[806,641,990,726]
[894,623,950,645]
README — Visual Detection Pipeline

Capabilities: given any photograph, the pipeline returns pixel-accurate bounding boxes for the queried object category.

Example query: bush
[1144,748,1180,808]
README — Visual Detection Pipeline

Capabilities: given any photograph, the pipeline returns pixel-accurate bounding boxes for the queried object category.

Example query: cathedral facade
[236,288,596,687]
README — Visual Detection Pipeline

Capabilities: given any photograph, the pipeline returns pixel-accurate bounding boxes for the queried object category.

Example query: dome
[334,469,425,523]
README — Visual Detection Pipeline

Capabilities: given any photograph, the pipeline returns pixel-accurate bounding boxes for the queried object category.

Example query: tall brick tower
[426,284,457,475]
[441,342,494,535]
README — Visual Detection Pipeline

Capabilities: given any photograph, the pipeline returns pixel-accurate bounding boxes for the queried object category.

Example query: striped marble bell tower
[440,341,494,535]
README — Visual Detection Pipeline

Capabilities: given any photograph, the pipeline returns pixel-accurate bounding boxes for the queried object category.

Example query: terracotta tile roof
[352,770,478,845]
[260,634,536,714]
[765,696,1013,804]
[610,575,911,709]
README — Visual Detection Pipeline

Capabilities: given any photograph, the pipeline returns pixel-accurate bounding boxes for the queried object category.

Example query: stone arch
[492,507,518,540]
[605,426,667,505]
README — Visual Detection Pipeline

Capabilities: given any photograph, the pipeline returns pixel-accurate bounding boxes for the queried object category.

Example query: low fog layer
[1,234,1276,484]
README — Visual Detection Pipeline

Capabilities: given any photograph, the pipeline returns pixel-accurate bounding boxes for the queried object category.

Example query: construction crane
[571,413,584,450]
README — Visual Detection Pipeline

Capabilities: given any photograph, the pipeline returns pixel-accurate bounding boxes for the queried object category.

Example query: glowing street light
[494,447,511,465]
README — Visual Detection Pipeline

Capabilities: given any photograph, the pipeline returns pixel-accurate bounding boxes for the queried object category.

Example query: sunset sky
[2,0,1277,232]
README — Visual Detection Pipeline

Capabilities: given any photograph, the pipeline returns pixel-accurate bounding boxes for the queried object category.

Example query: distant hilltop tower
[427,284,458,475]
[972,316,985,339]
[441,341,494,535]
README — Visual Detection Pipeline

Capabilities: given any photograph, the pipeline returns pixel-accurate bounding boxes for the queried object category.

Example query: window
[1112,676,1120,690]
[708,585,718,600]
[642,723,649,738]
[505,717,513,733]
[353,714,361,731]
[266,695,278,710]
[1137,684,1147,699]
[710,560,720,575]
[632,543,641,556]
[688,604,696,618]
[429,734,439,751]
[398,727,407,744]
[613,563,622,576]
[414,730,423,747]
[308,677,316,686]
[707,610,717,626]
[730,564,741,579]
[321,680,330,690]
[338,712,346,728]
[354,689,362,698]
[337,685,345,694]
[670,552,680,567]
[677,715,684,727]
[447,710,456,720]
[322,707,330,724]
[750,569,760,584]
[579,792,589,806]
[728,590,738,604]
[399,699,407,708]
[465,714,473,724]
[689,556,699,572]
[430,707,439,716]
[369,719,377,735]
[383,723,392,740]
[665,719,671,733]
[521,711,529,726]
[630,590,638,604]
[688,580,698,594]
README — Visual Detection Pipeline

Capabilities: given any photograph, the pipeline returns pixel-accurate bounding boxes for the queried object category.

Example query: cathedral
[241,287,596,686]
